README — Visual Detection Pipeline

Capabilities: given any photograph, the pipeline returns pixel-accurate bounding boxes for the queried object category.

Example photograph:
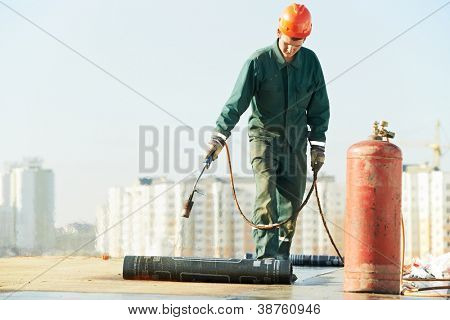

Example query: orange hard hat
[278,3,312,39]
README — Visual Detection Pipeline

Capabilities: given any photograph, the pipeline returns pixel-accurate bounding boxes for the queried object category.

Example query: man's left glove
[310,145,325,173]
[206,132,226,161]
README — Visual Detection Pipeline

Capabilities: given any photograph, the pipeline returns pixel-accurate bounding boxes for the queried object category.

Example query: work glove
[310,145,325,173]
[206,132,226,161]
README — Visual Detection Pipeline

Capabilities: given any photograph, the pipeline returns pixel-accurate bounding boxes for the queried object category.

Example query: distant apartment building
[402,165,450,261]
[96,174,344,258]
[0,159,55,255]
[96,178,179,258]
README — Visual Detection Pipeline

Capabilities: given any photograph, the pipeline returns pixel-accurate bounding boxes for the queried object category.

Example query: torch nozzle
[181,193,195,218]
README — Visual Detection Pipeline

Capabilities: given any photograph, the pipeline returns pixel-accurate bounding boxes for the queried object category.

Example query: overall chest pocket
[257,80,282,111]
[260,80,281,93]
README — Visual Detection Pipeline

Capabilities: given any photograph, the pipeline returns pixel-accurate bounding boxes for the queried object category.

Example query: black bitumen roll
[245,253,344,267]
[123,256,294,284]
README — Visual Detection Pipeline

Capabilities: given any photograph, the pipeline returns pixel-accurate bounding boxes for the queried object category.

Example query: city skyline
[1,159,448,261]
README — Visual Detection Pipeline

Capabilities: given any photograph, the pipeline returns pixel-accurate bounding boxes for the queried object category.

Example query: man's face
[277,31,305,61]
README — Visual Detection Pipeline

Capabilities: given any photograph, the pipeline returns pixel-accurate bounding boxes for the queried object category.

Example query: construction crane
[428,121,450,170]
[397,121,450,170]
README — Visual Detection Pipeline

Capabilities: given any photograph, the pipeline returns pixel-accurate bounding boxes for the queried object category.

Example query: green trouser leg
[250,136,279,259]
[276,140,307,260]
[250,136,307,260]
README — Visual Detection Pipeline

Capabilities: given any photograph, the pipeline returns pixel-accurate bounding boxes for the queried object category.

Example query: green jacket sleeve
[215,58,257,138]
[307,56,330,143]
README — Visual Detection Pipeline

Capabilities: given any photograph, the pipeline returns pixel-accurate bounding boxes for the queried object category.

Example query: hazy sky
[1,0,449,226]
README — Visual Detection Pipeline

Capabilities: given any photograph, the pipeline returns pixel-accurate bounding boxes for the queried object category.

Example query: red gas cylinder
[344,125,402,294]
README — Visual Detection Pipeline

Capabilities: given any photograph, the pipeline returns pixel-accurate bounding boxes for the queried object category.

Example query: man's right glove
[206,132,226,161]
[310,145,325,173]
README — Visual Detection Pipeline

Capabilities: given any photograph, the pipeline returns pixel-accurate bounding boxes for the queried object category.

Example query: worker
[206,3,330,260]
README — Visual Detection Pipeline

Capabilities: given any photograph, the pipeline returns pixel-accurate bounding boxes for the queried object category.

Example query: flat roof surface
[0,257,447,300]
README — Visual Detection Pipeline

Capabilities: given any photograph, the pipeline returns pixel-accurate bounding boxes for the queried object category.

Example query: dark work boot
[277,240,292,261]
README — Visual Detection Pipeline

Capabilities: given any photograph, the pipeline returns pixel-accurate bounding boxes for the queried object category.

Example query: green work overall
[215,40,330,259]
